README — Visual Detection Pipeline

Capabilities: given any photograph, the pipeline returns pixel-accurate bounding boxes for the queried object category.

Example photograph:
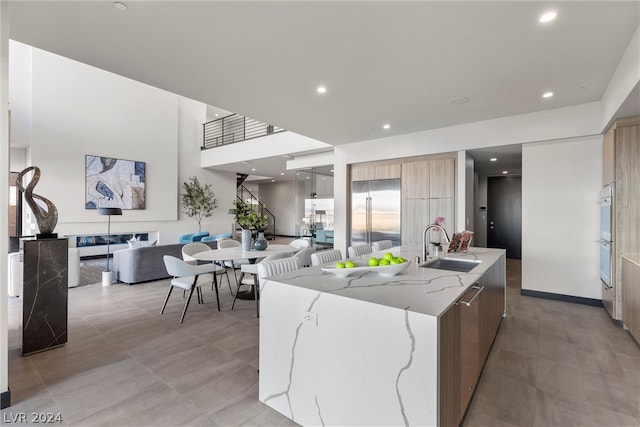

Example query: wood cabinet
[351,160,401,181]
[402,160,430,198]
[351,153,456,246]
[430,157,455,198]
[439,254,506,426]
[622,256,640,344]
[604,116,640,320]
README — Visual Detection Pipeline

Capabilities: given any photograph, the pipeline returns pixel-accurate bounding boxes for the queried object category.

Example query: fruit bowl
[321,259,411,278]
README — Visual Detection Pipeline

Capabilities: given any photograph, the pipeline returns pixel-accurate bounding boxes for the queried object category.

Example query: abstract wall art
[85,155,146,210]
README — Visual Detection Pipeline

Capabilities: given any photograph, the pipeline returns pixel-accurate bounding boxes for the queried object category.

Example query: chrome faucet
[422,224,451,261]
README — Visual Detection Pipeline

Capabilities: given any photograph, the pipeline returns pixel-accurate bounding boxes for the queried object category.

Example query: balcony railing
[203,113,285,149]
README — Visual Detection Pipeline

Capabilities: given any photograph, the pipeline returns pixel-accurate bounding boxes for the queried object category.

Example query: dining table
[193,244,300,302]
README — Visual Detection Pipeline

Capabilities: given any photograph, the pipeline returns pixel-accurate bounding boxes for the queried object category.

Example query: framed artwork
[85,155,146,210]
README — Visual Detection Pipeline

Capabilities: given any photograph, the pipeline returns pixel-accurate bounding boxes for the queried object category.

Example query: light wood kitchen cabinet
[401,198,428,245]
[429,198,455,237]
[604,116,640,320]
[350,160,401,182]
[402,160,430,198]
[622,256,640,343]
[430,157,455,198]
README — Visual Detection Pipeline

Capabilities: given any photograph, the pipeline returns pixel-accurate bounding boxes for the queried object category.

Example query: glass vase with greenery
[232,199,268,231]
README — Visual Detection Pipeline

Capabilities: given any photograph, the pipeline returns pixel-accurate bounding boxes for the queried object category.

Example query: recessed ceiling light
[306,176,310,179]
[271,179,275,183]
[383,124,390,130]
[215,113,219,117]
[542,91,554,98]
[450,96,470,105]
[241,161,252,165]
[490,158,497,162]
[502,170,509,174]
[280,172,285,176]
[251,168,256,171]
[322,177,327,180]
[539,11,557,23]
[330,169,334,173]
[114,2,128,11]
[316,86,327,94]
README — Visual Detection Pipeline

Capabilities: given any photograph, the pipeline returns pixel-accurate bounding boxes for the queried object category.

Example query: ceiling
[7,1,640,181]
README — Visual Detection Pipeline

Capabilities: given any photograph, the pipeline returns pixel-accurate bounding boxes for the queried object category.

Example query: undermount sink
[420,257,482,273]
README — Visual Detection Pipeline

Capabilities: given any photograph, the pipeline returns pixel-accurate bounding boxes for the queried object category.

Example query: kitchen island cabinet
[259,245,505,426]
[622,255,640,343]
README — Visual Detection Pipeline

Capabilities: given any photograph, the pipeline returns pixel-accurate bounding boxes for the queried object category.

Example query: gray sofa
[112,241,217,284]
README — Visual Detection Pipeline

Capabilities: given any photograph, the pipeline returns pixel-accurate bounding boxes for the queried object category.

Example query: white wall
[522,136,602,299]
[12,46,235,243]
[258,180,297,236]
[1,0,10,404]
[8,41,31,148]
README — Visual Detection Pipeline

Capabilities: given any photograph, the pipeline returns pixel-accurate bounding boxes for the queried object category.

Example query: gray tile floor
[3,256,639,426]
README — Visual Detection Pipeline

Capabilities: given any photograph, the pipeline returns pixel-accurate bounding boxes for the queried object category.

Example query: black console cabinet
[22,238,68,355]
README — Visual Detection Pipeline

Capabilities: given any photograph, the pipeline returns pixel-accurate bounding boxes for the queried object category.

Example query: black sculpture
[16,166,59,238]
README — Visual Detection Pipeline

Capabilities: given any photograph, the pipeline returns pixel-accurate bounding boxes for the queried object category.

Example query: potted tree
[181,176,217,232]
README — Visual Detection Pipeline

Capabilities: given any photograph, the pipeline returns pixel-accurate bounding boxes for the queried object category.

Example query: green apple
[395,257,406,263]
[390,258,401,265]
[345,260,356,268]
[383,252,394,261]
[368,257,380,267]
[379,259,390,266]
[335,262,346,269]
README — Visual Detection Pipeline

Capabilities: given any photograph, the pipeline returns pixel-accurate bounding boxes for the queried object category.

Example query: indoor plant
[181,176,217,232]
[233,199,269,250]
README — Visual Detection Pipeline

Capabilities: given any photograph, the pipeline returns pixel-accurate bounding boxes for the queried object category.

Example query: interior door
[487,176,521,258]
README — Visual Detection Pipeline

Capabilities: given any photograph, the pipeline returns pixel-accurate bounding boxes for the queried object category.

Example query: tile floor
[3,256,639,426]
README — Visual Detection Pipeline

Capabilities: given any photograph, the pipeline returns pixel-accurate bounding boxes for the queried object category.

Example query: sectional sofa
[112,241,218,284]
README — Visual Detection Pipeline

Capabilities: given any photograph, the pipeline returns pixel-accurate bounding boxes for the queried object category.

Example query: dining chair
[289,238,310,249]
[161,255,221,323]
[257,257,301,317]
[235,251,288,316]
[217,238,248,282]
[293,246,316,268]
[311,249,343,266]
[372,240,393,252]
[182,242,233,295]
[348,243,373,258]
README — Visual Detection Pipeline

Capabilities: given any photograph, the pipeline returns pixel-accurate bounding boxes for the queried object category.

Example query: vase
[253,231,269,251]
[241,229,252,252]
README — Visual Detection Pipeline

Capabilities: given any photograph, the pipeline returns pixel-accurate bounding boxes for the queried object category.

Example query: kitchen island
[259,245,506,426]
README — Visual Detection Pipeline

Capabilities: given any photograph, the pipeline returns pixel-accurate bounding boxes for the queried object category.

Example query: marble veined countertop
[262,244,505,317]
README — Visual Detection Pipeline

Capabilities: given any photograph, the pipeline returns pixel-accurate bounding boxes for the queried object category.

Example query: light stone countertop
[261,244,505,317]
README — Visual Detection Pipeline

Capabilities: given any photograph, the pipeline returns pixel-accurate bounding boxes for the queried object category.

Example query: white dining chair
[217,238,248,283]
[182,242,232,295]
[372,240,393,252]
[257,257,301,317]
[311,249,343,266]
[289,239,310,249]
[293,246,316,268]
[161,255,221,323]
[348,243,373,258]
[236,251,288,316]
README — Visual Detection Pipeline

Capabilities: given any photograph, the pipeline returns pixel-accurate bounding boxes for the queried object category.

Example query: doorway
[487,176,522,259]
[9,172,22,253]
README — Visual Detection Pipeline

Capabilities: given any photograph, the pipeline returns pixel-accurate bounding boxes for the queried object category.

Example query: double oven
[600,183,616,318]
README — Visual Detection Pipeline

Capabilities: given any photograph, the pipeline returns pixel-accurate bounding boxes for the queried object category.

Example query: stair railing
[236,185,276,239]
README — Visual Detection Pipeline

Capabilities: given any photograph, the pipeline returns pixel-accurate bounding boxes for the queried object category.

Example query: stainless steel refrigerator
[351,178,401,246]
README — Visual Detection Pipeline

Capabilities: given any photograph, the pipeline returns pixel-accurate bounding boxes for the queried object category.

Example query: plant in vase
[430,216,446,251]
[232,199,269,251]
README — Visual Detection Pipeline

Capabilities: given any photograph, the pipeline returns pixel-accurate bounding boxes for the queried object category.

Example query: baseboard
[1,388,10,409]
[520,289,603,307]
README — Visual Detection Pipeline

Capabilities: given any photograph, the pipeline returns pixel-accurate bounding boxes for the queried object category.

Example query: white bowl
[321,259,410,278]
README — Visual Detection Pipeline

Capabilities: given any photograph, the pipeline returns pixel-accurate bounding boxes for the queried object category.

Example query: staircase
[235,182,276,240]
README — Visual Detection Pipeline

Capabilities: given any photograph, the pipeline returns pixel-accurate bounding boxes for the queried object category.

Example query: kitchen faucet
[422,224,451,261]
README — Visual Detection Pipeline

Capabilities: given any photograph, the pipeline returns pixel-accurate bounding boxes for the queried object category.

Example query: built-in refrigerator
[351,178,401,246]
